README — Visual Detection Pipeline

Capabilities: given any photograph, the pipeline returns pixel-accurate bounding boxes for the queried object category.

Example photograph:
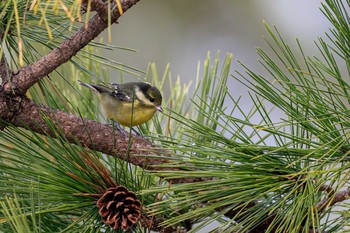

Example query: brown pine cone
[96,186,142,230]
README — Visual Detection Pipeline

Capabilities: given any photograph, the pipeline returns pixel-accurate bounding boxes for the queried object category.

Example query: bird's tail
[78,80,99,92]
[78,80,115,94]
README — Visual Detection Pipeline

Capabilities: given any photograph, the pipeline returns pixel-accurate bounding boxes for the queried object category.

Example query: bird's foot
[111,121,127,137]
[111,122,143,138]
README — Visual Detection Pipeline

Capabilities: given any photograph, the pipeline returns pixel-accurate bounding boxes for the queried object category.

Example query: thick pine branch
[4,97,169,168]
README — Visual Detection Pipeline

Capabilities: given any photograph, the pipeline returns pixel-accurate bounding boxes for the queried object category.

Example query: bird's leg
[111,120,127,137]
[110,120,142,137]
[131,128,141,136]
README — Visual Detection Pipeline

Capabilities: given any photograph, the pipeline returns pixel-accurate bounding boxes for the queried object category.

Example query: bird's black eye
[150,97,155,102]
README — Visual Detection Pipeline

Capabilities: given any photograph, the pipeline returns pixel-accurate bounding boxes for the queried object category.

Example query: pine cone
[97,186,142,230]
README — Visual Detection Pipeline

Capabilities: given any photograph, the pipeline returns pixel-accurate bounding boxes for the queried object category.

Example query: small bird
[79,81,163,132]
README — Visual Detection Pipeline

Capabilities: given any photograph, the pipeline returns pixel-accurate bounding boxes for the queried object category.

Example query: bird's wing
[90,84,115,93]
[109,83,133,102]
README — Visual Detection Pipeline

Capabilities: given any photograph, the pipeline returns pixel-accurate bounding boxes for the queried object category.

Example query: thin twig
[316,188,350,213]
[319,184,335,196]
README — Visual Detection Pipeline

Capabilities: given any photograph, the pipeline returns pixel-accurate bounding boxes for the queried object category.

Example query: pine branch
[3,0,139,95]
[4,97,169,168]
[316,188,350,213]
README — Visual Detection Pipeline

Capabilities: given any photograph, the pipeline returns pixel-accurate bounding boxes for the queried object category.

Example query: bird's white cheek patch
[135,86,153,106]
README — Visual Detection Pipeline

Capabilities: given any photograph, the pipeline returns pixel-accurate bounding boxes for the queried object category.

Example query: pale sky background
[105,0,330,88]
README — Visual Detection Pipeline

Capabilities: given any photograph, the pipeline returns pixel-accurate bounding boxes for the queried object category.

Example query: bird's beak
[156,106,164,112]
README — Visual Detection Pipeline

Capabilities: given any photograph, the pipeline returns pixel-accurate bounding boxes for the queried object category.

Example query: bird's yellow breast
[99,94,157,127]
